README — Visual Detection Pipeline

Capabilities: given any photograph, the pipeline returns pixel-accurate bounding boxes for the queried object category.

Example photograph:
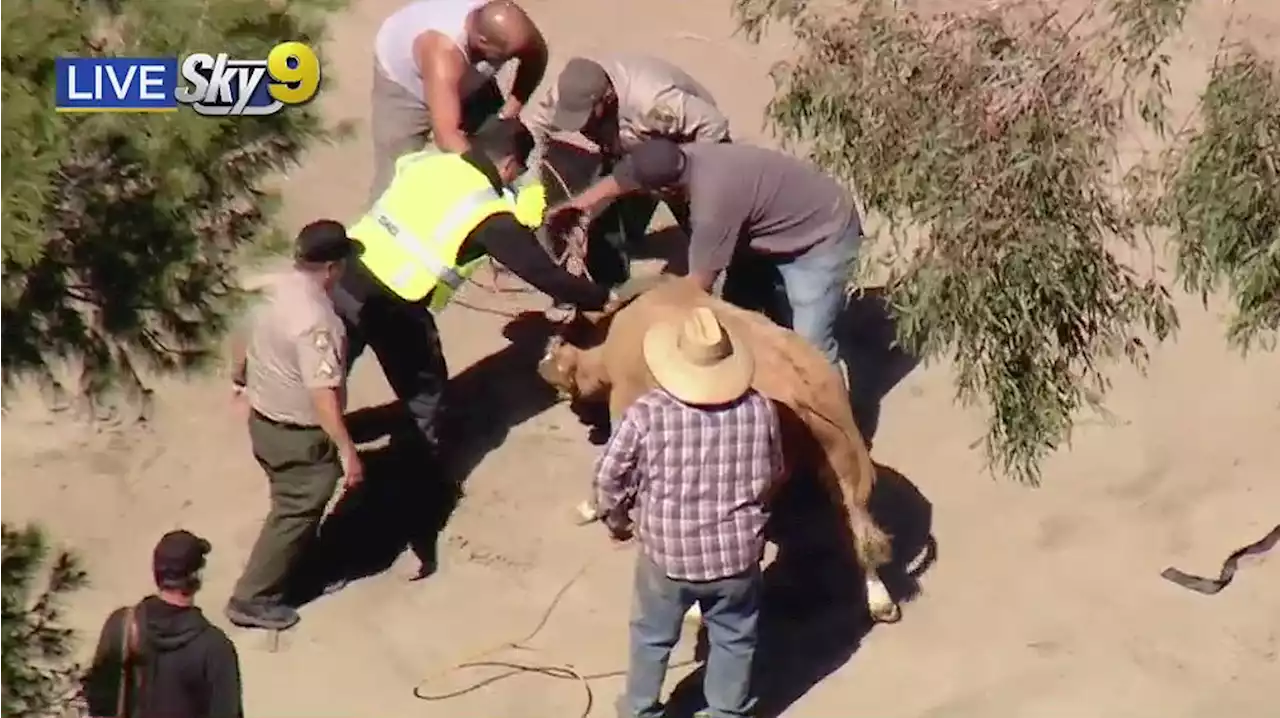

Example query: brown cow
[537,275,900,623]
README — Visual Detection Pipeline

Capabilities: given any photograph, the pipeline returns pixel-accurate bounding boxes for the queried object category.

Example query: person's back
[620,388,778,580]
[375,0,495,103]
[592,306,780,718]
[245,267,348,426]
[83,531,242,718]
[682,142,856,256]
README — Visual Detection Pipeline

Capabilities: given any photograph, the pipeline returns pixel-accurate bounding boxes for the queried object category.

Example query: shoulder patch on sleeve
[307,327,334,352]
[643,104,679,135]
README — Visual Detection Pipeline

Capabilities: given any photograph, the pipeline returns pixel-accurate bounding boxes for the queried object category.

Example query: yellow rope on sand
[410,546,697,718]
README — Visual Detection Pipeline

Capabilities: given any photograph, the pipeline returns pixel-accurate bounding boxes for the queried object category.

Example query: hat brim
[552,106,592,133]
[642,317,754,406]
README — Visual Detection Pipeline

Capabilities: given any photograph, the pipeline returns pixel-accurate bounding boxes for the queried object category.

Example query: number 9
[266,42,321,106]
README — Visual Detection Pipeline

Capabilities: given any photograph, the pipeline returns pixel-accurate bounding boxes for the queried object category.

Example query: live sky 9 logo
[54,41,322,116]
[176,42,321,116]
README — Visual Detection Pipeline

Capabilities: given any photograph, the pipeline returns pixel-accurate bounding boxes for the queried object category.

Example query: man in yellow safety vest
[333,117,618,458]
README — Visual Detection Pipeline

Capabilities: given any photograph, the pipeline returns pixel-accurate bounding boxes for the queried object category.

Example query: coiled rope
[410,546,696,718]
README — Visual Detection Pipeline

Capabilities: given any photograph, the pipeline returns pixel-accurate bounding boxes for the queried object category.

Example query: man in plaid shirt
[593,305,785,718]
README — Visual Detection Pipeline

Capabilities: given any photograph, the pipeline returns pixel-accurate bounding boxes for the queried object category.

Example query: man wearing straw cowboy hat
[592,306,785,718]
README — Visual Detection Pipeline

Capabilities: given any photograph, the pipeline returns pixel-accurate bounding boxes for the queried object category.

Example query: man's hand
[231,383,249,417]
[600,290,625,316]
[497,97,524,121]
[545,202,588,236]
[339,444,364,491]
[604,513,634,543]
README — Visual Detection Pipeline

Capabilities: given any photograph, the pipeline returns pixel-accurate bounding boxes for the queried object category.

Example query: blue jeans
[624,555,762,718]
[722,222,861,366]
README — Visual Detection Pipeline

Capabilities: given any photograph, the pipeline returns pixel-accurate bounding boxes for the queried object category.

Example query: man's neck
[157,590,194,607]
[295,266,333,294]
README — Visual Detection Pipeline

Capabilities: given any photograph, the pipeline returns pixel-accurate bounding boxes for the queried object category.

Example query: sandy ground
[4,1,1279,716]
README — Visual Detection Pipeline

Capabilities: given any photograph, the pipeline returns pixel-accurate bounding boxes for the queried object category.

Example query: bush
[1,0,347,418]
[1157,48,1280,352]
[1,523,89,718]
[732,0,1278,483]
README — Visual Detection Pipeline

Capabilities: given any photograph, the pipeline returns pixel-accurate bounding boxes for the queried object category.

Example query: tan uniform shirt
[527,54,731,156]
[244,269,347,426]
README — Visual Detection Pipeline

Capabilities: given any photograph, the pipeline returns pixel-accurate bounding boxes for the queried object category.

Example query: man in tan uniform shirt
[525,54,731,289]
[226,220,361,631]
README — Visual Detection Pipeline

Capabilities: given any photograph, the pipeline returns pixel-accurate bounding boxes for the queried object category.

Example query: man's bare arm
[229,331,248,386]
[416,33,471,153]
[310,388,356,453]
[570,175,626,216]
[503,29,549,114]
[297,327,363,486]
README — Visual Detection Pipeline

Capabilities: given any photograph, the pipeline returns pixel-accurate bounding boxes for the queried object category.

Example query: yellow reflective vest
[349,151,548,311]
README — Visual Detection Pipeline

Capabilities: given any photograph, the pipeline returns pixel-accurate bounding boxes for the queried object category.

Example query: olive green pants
[231,412,342,604]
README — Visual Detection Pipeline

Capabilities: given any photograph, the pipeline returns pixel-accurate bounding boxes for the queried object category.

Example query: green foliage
[1,0,347,415]
[732,0,1184,483]
[2,523,89,718]
[1160,48,1280,352]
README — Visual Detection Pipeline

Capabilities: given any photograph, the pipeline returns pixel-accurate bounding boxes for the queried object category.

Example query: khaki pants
[369,60,505,203]
[231,412,342,604]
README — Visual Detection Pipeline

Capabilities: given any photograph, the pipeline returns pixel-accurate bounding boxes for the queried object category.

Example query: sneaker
[225,598,300,631]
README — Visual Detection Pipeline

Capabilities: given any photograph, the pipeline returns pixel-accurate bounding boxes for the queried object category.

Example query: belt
[251,409,320,431]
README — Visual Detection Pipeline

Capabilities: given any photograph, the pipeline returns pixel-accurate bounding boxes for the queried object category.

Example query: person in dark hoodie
[82,530,243,718]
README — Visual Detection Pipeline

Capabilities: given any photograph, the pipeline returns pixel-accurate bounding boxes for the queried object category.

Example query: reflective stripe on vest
[373,185,498,296]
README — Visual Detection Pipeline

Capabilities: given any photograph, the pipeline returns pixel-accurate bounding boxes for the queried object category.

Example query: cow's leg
[818,468,901,623]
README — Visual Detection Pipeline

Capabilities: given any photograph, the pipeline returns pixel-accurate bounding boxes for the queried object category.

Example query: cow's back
[597,277,875,504]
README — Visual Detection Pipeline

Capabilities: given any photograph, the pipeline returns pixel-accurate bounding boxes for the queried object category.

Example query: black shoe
[322,578,349,595]
[225,598,300,631]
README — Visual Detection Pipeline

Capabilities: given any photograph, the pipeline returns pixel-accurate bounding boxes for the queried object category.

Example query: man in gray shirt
[548,139,862,372]
[526,55,730,292]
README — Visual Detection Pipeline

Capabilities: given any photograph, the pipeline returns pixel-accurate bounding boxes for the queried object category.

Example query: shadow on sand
[839,287,921,446]
[291,312,560,605]
[664,463,936,718]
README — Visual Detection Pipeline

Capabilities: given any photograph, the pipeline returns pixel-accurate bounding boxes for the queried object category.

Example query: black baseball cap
[613,139,688,191]
[296,219,360,263]
[552,58,612,132]
[152,530,211,582]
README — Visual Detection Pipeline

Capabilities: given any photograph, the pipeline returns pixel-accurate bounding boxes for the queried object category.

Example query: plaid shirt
[593,387,785,581]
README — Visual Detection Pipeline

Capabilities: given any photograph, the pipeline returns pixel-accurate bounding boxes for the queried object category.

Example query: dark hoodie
[83,596,243,718]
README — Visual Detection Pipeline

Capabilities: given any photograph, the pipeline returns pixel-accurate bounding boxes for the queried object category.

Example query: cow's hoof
[867,577,901,623]
[869,601,902,624]
[574,500,599,525]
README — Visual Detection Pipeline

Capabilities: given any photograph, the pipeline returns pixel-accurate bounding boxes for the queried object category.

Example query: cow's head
[537,334,581,401]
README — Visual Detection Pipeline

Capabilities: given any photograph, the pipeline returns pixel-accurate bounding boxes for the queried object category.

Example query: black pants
[721,248,791,326]
[333,264,449,450]
[588,194,692,288]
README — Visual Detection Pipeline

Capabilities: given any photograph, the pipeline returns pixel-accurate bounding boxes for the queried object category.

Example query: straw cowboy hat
[642,306,755,406]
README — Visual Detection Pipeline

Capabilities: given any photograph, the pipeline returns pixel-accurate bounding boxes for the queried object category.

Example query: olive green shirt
[527,53,730,156]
